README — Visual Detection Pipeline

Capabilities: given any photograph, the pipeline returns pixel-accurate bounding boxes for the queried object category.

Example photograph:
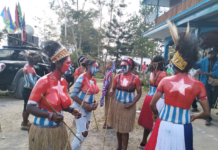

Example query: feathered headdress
[167,20,190,71]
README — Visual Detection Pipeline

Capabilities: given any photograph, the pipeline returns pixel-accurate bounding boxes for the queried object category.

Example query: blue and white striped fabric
[33,109,63,127]
[71,76,84,98]
[159,104,191,124]
[77,91,95,103]
[115,90,135,104]
[148,85,164,98]
[147,86,157,96]
[71,76,95,103]
[24,73,38,88]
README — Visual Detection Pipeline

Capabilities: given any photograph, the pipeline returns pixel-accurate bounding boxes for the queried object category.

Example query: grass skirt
[109,97,136,133]
[104,94,115,117]
[29,124,72,150]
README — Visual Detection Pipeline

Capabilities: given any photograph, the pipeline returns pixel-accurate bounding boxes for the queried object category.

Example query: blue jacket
[193,57,218,85]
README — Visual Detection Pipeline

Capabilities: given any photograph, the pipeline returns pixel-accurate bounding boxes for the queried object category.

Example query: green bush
[95,73,104,79]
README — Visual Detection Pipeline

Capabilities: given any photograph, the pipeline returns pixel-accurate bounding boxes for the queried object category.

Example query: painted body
[23,64,40,88]
[28,73,72,112]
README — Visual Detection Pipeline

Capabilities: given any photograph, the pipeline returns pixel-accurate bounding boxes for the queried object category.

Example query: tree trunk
[140,56,143,78]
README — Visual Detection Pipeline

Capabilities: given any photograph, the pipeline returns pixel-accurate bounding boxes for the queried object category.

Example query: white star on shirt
[122,78,129,86]
[169,79,191,95]
[89,80,94,85]
[53,81,64,95]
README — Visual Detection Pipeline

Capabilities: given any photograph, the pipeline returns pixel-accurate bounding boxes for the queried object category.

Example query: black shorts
[22,87,32,112]
[66,75,74,83]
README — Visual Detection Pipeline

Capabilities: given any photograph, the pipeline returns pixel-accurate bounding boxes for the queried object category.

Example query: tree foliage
[104,1,133,63]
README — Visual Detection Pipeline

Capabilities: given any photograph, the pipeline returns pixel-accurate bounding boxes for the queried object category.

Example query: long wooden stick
[79,88,90,111]
[93,110,99,130]
[64,88,91,149]
[64,121,74,150]
[212,98,218,114]
[103,75,114,150]
[41,94,81,142]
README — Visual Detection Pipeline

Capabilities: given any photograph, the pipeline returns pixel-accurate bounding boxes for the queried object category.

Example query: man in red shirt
[142,62,147,80]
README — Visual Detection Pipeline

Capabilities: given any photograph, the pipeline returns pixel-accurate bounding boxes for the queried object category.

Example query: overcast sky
[0,0,140,36]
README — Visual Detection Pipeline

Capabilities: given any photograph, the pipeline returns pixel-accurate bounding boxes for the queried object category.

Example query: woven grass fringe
[29,124,72,150]
[109,97,136,133]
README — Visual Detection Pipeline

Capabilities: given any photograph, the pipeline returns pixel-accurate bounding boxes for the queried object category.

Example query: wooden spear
[103,75,114,150]
[64,88,90,150]
[41,94,81,142]
[93,110,99,130]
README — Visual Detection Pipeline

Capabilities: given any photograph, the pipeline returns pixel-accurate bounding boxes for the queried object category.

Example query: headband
[78,56,85,64]
[172,52,187,70]
[127,58,133,66]
[50,47,69,63]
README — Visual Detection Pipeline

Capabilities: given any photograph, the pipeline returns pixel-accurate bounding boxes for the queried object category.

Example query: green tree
[104,2,134,63]
[130,3,163,77]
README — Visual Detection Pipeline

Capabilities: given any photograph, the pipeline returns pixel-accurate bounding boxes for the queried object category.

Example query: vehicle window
[42,56,49,64]
[10,50,26,61]
[0,50,11,60]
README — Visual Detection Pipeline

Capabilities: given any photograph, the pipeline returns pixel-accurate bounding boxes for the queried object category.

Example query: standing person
[142,62,147,80]
[26,40,81,150]
[144,21,210,150]
[74,55,87,81]
[109,58,142,150]
[100,60,115,129]
[65,61,75,92]
[193,47,218,125]
[138,55,167,149]
[71,59,99,150]
[21,52,41,130]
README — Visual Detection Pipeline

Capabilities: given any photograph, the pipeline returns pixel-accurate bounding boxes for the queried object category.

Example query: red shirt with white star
[157,73,207,109]
[75,67,86,78]
[113,72,141,88]
[28,73,72,112]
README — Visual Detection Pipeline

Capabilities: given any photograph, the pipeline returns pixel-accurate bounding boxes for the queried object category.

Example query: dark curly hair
[41,40,68,72]
[152,55,164,71]
[81,59,96,70]
[174,32,199,73]
[78,55,87,65]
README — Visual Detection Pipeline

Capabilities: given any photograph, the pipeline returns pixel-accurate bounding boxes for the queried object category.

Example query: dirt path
[0,82,146,150]
[1,81,218,150]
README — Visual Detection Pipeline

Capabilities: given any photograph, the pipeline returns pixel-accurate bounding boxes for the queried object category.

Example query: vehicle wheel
[15,77,25,99]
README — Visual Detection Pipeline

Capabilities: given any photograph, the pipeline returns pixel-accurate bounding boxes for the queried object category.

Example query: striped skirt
[144,118,193,150]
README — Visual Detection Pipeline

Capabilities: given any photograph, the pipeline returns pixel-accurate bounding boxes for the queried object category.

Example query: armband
[156,90,164,95]
[48,112,53,121]
[69,107,74,114]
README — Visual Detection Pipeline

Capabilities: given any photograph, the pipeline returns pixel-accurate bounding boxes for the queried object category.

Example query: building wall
[156,0,204,25]
[170,0,183,9]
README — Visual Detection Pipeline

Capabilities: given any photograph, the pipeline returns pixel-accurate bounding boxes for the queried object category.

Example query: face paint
[90,66,99,76]
[121,65,129,73]
[61,56,71,72]
[120,61,129,74]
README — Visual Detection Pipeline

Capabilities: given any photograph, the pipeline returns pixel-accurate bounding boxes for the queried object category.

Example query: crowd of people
[20,20,218,150]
